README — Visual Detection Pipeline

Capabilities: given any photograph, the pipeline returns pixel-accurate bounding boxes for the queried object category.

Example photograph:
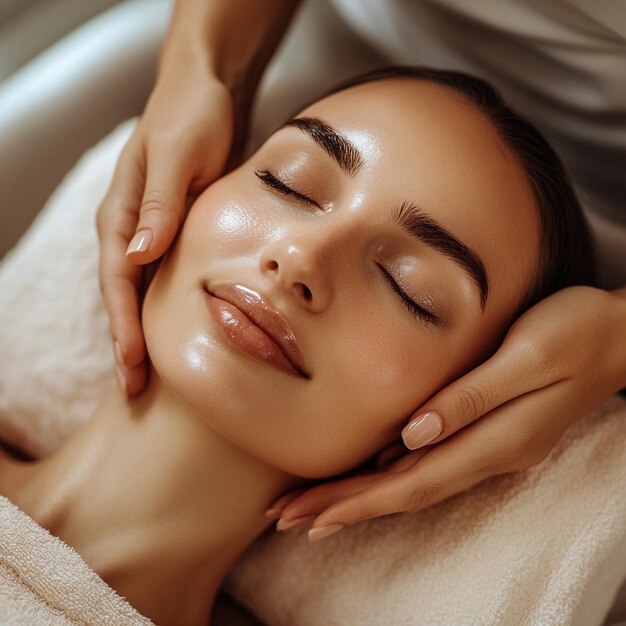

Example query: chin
[140,265,387,481]
[141,268,286,461]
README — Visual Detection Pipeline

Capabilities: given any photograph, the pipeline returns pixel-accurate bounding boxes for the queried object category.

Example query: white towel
[0,496,154,625]
[1,118,625,625]
[224,394,626,626]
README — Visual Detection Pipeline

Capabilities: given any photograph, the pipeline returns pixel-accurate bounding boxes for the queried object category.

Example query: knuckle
[506,437,533,469]
[405,481,440,512]
[497,436,548,473]
[452,383,489,422]
[509,331,539,360]
[480,451,507,476]
[139,190,169,219]
[522,442,551,469]
[147,131,178,151]
[513,335,562,380]
[502,451,529,473]
[527,340,552,370]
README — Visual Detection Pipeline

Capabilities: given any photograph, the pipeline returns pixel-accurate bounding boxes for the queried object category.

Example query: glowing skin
[0,79,541,624]
[143,79,540,479]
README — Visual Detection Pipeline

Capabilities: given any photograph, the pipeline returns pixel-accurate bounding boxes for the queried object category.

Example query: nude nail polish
[276,515,316,531]
[265,507,283,520]
[268,489,305,512]
[126,229,152,255]
[402,411,443,450]
[308,523,345,542]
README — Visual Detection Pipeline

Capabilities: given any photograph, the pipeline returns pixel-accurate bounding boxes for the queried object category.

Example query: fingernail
[308,523,345,542]
[115,364,128,396]
[265,507,284,520]
[114,339,124,367]
[268,490,304,512]
[402,411,443,450]
[276,515,317,531]
[126,228,152,255]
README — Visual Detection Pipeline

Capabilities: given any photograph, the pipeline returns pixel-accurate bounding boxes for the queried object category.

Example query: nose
[260,233,335,313]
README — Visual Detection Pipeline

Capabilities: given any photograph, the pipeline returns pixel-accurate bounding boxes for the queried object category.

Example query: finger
[277,447,433,527]
[277,472,384,523]
[309,413,504,535]
[386,446,433,472]
[401,337,562,450]
[266,448,388,515]
[374,441,407,468]
[308,379,576,537]
[97,145,149,393]
[265,487,308,517]
[125,145,192,264]
[99,231,148,394]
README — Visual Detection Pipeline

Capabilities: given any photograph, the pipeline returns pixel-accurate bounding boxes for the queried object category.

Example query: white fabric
[330,0,626,286]
[1,118,626,626]
[0,496,153,625]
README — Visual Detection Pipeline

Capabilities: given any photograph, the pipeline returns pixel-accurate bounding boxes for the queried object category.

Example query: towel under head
[1,118,625,626]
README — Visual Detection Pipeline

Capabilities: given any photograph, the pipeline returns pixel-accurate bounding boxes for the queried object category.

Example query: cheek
[333,298,448,402]
[321,332,439,468]
[182,178,289,262]
[185,195,261,258]
[141,253,310,472]
[276,314,453,479]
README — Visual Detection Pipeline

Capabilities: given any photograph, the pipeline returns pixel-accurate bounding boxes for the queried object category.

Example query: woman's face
[142,79,540,478]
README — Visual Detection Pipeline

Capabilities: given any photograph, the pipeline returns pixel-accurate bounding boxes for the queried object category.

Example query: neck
[0,366,305,625]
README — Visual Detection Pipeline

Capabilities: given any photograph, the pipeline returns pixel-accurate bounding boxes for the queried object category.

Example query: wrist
[157,0,300,111]
[157,29,255,124]
[157,31,215,83]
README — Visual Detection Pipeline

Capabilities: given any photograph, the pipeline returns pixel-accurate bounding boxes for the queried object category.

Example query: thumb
[401,345,533,450]
[126,153,192,263]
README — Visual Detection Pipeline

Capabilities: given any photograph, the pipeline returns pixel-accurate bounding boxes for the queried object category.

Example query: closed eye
[256,168,441,327]
[376,263,442,327]
[255,169,321,209]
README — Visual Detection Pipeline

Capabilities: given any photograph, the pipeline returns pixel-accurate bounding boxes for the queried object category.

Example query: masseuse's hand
[267,285,626,542]
[96,70,238,396]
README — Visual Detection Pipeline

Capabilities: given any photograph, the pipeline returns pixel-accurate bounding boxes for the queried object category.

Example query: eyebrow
[282,116,364,176]
[283,116,490,310]
[393,202,490,310]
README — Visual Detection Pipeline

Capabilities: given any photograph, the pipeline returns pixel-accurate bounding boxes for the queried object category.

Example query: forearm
[158,0,302,101]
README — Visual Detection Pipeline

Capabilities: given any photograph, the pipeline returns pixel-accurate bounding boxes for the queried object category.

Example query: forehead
[296,79,541,315]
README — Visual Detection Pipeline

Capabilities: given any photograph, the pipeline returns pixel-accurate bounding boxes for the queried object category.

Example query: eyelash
[376,263,441,326]
[255,168,441,326]
[254,169,318,207]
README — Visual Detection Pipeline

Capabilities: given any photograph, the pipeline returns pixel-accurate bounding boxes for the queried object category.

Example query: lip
[202,282,310,379]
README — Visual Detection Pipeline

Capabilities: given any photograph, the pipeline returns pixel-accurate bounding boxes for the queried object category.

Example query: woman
[91,1,625,532]
[0,67,593,625]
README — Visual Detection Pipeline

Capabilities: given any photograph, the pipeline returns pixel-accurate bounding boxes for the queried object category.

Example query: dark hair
[302,65,596,315]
